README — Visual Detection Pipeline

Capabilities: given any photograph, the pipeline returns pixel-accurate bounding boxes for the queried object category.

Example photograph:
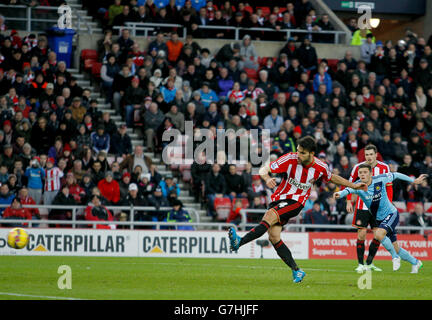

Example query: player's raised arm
[259,161,277,189]
[386,172,428,185]
[333,188,353,200]
[330,173,367,191]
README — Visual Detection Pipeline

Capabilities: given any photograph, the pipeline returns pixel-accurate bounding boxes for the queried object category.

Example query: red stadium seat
[91,62,102,78]
[327,59,339,72]
[244,68,258,81]
[407,202,421,213]
[214,197,232,220]
[84,58,97,71]
[81,49,98,61]
[425,202,432,213]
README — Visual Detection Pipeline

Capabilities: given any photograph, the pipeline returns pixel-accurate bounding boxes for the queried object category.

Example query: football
[7,228,29,250]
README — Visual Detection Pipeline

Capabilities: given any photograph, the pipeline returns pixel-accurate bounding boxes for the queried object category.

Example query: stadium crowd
[0,0,431,230]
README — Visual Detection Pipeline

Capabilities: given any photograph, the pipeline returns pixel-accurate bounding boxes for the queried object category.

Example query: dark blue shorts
[377,211,399,243]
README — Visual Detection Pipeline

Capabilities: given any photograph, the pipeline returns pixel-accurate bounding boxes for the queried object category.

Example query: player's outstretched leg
[228,209,277,252]
[268,224,305,283]
[355,228,367,273]
[380,236,400,271]
[365,238,382,271]
[397,247,423,273]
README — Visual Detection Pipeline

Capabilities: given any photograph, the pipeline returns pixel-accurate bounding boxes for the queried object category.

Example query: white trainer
[411,260,423,274]
[366,264,382,272]
[355,264,366,273]
[392,257,401,271]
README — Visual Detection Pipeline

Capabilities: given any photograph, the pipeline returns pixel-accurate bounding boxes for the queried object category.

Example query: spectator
[43,157,63,206]
[120,183,151,224]
[2,198,31,227]
[124,76,145,127]
[110,124,132,157]
[49,185,77,224]
[239,35,259,71]
[0,183,15,218]
[408,203,430,232]
[143,102,165,152]
[85,194,115,229]
[24,158,45,204]
[205,163,226,219]
[97,171,120,205]
[159,174,180,205]
[90,125,110,154]
[18,187,40,221]
[148,186,170,211]
[263,107,283,137]
[304,201,330,230]
[166,32,184,65]
[224,164,247,200]
[166,199,193,230]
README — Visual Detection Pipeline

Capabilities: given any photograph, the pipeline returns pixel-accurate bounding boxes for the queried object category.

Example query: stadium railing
[120,22,349,44]
[239,208,432,234]
[0,204,205,229]
[0,218,236,231]
[0,4,93,34]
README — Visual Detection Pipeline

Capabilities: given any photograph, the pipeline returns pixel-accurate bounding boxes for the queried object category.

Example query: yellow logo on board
[33,244,48,252]
[150,246,164,253]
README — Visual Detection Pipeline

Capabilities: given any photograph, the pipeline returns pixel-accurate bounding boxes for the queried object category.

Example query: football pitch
[0,256,431,300]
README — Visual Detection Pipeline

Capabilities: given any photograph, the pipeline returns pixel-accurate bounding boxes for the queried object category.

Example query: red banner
[309,232,432,260]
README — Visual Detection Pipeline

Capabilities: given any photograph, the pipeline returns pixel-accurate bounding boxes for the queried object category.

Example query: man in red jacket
[2,198,32,227]
[85,195,115,229]
[18,187,40,219]
[97,171,120,205]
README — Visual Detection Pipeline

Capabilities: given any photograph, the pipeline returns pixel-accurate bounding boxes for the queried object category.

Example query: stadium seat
[406,202,421,213]
[81,49,98,61]
[425,202,432,213]
[84,58,97,72]
[244,6,253,14]
[91,62,102,79]
[244,68,258,81]
[214,197,232,220]
[327,59,339,72]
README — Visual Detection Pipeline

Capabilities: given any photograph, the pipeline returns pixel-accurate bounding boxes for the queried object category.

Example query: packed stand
[83,0,336,42]
[88,17,432,229]
[1,10,432,231]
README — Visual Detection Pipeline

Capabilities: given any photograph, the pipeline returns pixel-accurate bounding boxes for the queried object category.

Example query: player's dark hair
[364,144,377,153]
[358,163,372,172]
[297,136,317,153]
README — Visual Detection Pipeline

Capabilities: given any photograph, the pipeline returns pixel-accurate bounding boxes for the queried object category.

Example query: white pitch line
[0,292,88,300]
[90,260,357,273]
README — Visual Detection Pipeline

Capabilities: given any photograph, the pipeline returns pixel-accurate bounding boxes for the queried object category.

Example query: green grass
[0,256,431,300]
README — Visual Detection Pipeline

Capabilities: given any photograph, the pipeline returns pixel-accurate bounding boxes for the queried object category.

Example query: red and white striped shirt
[44,167,64,192]
[269,152,332,205]
[348,161,390,210]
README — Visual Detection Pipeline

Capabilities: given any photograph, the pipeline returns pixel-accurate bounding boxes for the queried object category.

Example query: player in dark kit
[228,136,367,283]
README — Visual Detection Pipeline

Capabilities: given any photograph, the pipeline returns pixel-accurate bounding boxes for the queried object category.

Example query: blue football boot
[228,227,241,252]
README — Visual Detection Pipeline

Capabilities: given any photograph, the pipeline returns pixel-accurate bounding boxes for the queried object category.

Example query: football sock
[239,221,270,247]
[356,239,365,264]
[381,237,399,259]
[273,240,299,271]
[366,238,380,265]
[398,248,418,265]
